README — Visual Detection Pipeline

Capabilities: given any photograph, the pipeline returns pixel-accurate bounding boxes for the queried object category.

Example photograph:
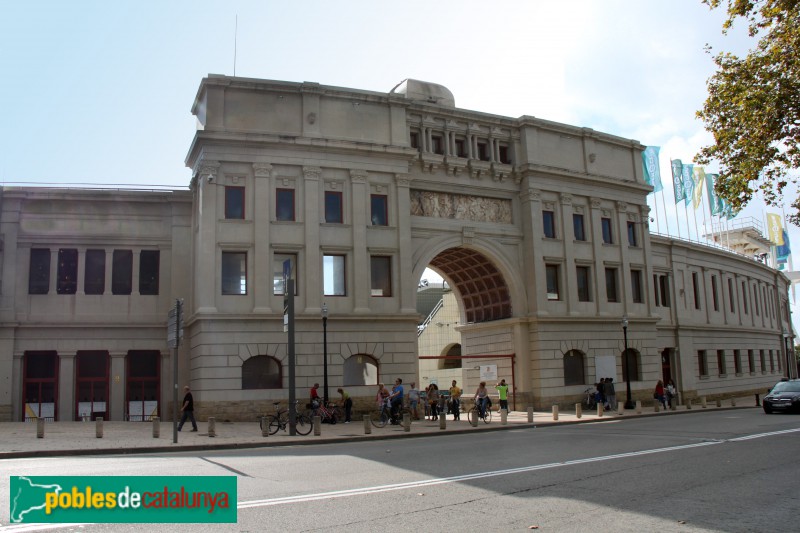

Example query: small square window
[601,218,613,244]
[371,195,388,226]
[325,191,343,224]
[276,189,295,221]
[370,256,392,297]
[222,252,247,295]
[576,266,591,302]
[543,211,556,239]
[627,221,637,246]
[225,186,245,219]
[605,268,618,303]
[546,264,560,301]
[631,269,643,303]
[573,214,586,241]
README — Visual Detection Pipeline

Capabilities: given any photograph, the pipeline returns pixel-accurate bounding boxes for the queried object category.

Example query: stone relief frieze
[410,189,512,224]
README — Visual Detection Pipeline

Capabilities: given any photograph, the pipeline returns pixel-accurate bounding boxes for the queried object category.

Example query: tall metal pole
[287,278,296,436]
[322,303,329,405]
[623,316,634,409]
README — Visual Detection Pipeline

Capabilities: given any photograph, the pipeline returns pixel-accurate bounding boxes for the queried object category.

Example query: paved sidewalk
[0,398,761,459]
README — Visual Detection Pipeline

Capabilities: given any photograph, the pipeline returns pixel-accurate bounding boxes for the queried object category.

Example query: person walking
[495,379,509,412]
[666,380,676,408]
[654,380,667,408]
[474,381,489,419]
[389,378,404,424]
[603,378,617,411]
[449,380,462,420]
[310,383,321,408]
[177,385,198,432]
[426,383,439,420]
[337,388,352,423]
[408,382,420,420]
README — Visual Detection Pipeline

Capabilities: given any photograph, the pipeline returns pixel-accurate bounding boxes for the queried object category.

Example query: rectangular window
[84,249,105,295]
[576,266,591,302]
[627,221,638,246]
[711,275,719,311]
[699,350,708,377]
[769,350,775,372]
[370,194,388,226]
[692,272,701,310]
[370,256,392,297]
[222,251,247,295]
[631,269,643,303]
[477,141,489,161]
[748,349,755,373]
[498,144,511,164]
[431,135,443,155]
[753,285,760,316]
[57,248,78,295]
[760,349,766,372]
[717,350,726,376]
[29,248,51,295]
[727,278,735,312]
[139,250,160,295]
[601,218,613,244]
[325,191,343,224]
[276,189,295,221]
[455,138,467,157]
[111,250,133,295]
[573,214,586,241]
[273,253,297,296]
[659,275,670,307]
[734,349,742,374]
[225,186,245,219]
[409,130,420,150]
[323,255,346,296]
[741,281,748,314]
[546,264,560,301]
[543,211,556,239]
[605,268,618,303]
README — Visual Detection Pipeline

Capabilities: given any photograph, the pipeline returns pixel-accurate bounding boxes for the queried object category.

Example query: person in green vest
[495,379,509,412]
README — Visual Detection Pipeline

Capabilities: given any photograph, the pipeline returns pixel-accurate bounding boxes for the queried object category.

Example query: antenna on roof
[233,15,238,76]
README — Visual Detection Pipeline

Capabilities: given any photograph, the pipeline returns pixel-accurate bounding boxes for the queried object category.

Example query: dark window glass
[84,249,105,295]
[546,264,560,300]
[741,281,748,314]
[734,350,742,374]
[699,350,708,377]
[409,131,420,150]
[225,186,245,219]
[431,135,443,154]
[577,266,591,302]
[563,350,585,386]
[601,218,613,244]
[29,248,50,294]
[543,211,556,239]
[605,268,618,303]
[760,350,766,372]
[477,142,489,161]
[631,269,643,303]
[112,250,133,295]
[455,138,467,157]
[57,248,78,294]
[139,250,160,295]
[627,221,637,246]
[25,351,57,379]
[748,350,755,373]
[728,278,735,312]
[276,189,295,221]
[692,272,701,309]
[325,191,343,223]
[711,275,719,311]
[573,214,586,241]
[371,195,388,226]
[717,350,726,375]
[222,252,247,295]
[242,355,282,389]
[659,275,670,307]
[128,351,159,378]
[370,256,392,297]
[498,144,511,164]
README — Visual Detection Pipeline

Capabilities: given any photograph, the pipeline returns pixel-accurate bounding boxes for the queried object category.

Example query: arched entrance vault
[428,247,512,323]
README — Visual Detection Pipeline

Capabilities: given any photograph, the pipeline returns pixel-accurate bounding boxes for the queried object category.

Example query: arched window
[563,350,585,386]
[343,354,379,386]
[622,349,641,382]
[242,355,282,389]
[440,343,462,370]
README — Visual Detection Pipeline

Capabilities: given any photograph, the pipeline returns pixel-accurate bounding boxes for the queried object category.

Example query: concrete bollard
[618,402,624,415]
[470,410,478,427]
[37,418,44,439]
[527,406,534,423]
[552,405,559,421]
[208,417,216,437]
[501,409,508,425]
[440,412,447,430]
[576,403,582,419]
[731,398,736,407]
[96,417,103,439]
[153,417,160,438]
[261,417,269,437]
[654,403,660,413]
[635,400,642,414]
[313,416,321,436]
[701,396,707,409]
[597,404,604,417]
[403,413,411,432]
[363,414,371,434]
[716,399,722,408]
[686,399,692,410]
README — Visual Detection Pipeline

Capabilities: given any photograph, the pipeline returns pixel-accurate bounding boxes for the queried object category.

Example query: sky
[1,0,798,333]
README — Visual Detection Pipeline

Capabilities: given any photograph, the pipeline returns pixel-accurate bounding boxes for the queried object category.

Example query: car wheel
[763,405,773,414]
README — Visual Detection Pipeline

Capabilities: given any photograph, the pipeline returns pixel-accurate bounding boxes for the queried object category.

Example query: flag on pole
[642,147,663,193]
[776,229,791,267]
[681,163,695,207]
[767,213,784,245]
[692,166,705,209]
[671,159,686,204]
[705,173,723,216]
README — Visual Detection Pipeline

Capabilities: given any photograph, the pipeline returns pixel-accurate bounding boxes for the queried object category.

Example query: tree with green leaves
[696,0,800,224]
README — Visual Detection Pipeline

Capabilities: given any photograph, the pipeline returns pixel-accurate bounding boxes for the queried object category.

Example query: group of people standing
[593,378,617,411]
[654,379,676,409]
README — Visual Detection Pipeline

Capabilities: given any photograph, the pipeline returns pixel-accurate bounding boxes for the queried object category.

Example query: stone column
[253,163,273,313]
[194,159,220,313]
[350,170,370,313]
[395,174,415,314]
[58,353,76,421]
[110,352,126,421]
[304,166,323,312]
[559,193,579,314]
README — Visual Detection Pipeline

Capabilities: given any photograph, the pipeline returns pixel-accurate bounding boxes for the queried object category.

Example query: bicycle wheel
[332,406,344,422]
[482,408,492,424]
[370,409,389,428]
[294,414,313,435]
[267,415,282,435]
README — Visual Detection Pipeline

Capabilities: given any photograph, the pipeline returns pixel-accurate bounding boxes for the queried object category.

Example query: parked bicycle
[370,398,412,428]
[260,401,313,435]
[583,387,599,410]
[468,400,492,424]
[306,400,343,424]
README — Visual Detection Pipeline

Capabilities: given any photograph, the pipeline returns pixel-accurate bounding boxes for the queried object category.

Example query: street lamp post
[622,315,634,409]
[322,303,329,405]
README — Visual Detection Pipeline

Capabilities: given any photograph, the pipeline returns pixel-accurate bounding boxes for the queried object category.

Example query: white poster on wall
[480,365,498,381]
[595,355,617,383]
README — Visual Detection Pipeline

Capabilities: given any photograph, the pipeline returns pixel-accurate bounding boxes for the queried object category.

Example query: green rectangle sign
[10,476,237,523]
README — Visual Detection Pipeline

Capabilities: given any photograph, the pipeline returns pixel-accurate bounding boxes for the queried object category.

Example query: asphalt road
[1,408,798,532]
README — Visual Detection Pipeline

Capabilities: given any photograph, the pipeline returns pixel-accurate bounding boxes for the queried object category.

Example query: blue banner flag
[681,163,695,206]
[705,173,723,216]
[777,228,791,264]
[642,147,663,193]
[671,159,686,204]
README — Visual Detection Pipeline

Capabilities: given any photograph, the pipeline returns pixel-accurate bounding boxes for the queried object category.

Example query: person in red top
[654,380,666,409]
[310,383,320,407]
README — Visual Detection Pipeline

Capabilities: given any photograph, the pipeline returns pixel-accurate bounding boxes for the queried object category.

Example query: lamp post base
[624,400,636,409]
